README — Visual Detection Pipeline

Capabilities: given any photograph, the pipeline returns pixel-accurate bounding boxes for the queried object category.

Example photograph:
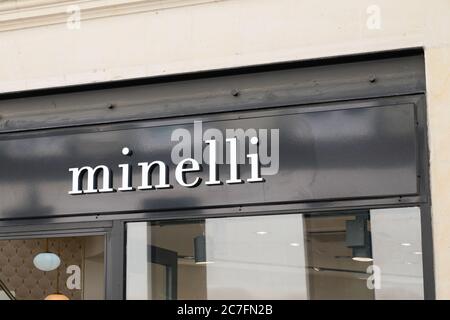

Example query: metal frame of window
[0,221,112,299]
[0,48,434,300]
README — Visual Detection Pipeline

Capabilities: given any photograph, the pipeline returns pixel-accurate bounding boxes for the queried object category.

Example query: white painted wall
[0,0,447,93]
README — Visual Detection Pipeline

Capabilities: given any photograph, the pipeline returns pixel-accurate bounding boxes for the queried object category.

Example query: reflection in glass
[370,207,424,299]
[304,213,374,299]
[125,208,424,300]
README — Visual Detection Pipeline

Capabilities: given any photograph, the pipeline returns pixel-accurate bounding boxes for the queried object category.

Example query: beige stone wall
[0,0,449,298]
[425,47,450,299]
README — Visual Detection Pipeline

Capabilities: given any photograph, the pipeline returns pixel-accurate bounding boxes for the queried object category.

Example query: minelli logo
[68,121,279,195]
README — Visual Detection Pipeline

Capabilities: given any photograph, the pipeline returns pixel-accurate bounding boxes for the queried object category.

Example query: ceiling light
[45,294,69,300]
[289,242,300,247]
[413,251,422,255]
[352,257,373,262]
[33,252,61,272]
[346,214,373,263]
[401,243,412,247]
[194,235,214,265]
[256,231,268,235]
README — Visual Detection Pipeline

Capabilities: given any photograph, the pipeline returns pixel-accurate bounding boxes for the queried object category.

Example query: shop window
[125,207,424,299]
[0,235,105,300]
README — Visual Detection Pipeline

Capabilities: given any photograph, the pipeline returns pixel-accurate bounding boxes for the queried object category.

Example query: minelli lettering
[68,137,264,195]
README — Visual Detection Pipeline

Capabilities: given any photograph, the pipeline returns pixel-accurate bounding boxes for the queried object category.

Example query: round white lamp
[33,252,61,272]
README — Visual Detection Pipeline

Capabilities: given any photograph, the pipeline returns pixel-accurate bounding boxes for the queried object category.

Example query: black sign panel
[0,102,418,219]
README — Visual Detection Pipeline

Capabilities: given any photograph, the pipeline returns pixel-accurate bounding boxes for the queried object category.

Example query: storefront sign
[0,104,419,219]
[68,136,265,195]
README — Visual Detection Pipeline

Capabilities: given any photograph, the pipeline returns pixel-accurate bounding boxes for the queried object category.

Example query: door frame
[0,220,116,300]
[149,245,178,300]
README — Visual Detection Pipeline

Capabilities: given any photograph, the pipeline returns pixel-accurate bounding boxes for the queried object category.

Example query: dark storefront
[0,49,433,300]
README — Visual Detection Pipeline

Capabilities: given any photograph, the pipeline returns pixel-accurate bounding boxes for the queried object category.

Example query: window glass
[0,235,105,300]
[125,208,424,299]
[370,207,424,299]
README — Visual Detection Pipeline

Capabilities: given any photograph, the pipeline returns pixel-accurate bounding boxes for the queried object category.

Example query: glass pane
[0,235,105,300]
[370,207,424,299]
[126,208,424,300]
[304,213,375,299]
[204,215,308,299]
